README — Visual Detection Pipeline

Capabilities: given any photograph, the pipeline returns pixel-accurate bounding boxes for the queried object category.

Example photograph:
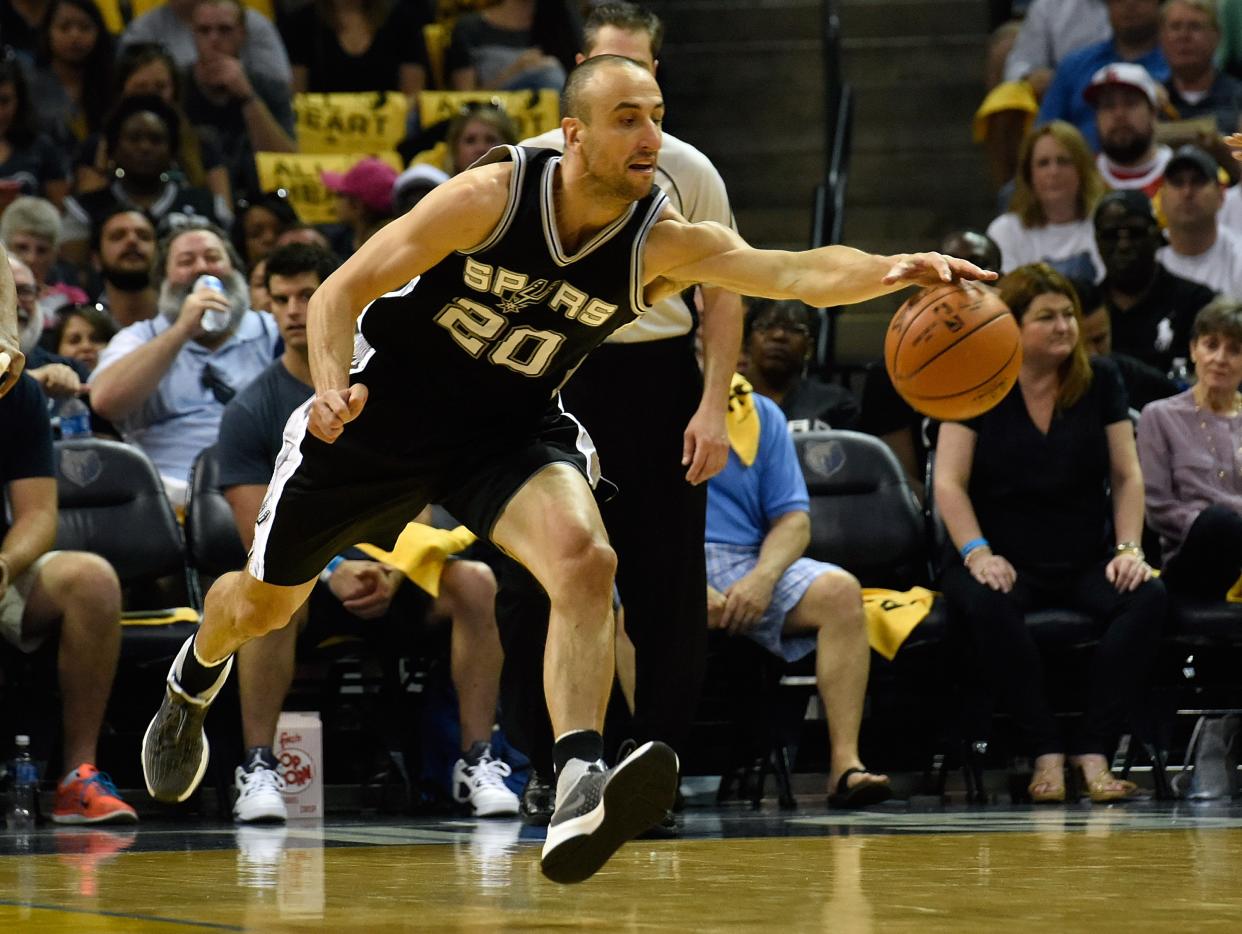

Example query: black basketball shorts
[248,394,609,586]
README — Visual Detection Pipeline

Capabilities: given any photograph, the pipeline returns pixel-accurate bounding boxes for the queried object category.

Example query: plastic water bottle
[194,274,232,333]
[58,395,91,439]
[7,735,37,831]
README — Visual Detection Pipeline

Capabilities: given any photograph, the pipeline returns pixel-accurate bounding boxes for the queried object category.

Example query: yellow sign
[294,92,410,155]
[254,152,402,225]
[417,90,561,140]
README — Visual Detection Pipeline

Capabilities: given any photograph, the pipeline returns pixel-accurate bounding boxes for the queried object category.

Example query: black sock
[244,746,278,772]
[553,730,604,775]
[173,635,231,698]
[462,740,490,766]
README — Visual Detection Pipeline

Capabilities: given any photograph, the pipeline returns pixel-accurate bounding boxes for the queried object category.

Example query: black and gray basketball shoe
[141,671,227,802]
[540,740,678,884]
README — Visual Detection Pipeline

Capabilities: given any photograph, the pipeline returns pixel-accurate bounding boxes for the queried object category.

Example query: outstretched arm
[305,163,512,442]
[0,243,23,399]
[642,219,996,308]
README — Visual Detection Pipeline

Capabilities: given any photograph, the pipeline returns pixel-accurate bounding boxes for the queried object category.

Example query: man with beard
[8,254,84,399]
[743,299,859,430]
[91,208,158,327]
[138,55,991,884]
[1038,0,1168,149]
[90,222,278,506]
[1095,189,1215,375]
[1086,63,1172,196]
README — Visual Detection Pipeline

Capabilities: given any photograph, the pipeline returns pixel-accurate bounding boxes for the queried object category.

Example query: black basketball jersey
[353,145,668,449]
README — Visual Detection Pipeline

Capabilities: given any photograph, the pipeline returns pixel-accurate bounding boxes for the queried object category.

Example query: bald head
[561,54,656,123]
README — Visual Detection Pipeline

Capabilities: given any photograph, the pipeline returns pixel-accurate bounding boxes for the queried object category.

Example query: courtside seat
[184,446,247,596]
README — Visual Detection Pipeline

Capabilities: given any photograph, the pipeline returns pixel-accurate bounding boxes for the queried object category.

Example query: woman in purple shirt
[1137,299,1242,599]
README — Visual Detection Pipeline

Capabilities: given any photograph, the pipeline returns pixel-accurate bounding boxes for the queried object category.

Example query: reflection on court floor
[3,803,1242,931]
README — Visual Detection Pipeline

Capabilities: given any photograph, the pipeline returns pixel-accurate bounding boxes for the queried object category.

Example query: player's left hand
[882,252,998,287]
[721,570,776,634]
[1106,553,1152,593]
[0,343,26,400]
[683,405,729,485]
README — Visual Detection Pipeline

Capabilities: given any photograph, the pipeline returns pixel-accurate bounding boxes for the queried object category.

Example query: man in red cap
[321,158,398,256]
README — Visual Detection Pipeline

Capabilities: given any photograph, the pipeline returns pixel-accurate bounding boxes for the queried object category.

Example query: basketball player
[142,55,994,884]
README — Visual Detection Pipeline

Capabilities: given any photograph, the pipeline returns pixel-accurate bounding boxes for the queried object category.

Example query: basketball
[884,282,1022,422]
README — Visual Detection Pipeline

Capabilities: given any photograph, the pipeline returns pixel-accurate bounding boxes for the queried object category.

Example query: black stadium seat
[185,445,247,595]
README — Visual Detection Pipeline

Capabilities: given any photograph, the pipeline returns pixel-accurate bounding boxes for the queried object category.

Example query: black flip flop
[827,767,893,809]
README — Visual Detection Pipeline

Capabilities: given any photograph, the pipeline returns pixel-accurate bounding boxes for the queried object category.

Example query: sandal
[1077,766,1138,803]
[1027,764,1066,804]
[827,767,893,809]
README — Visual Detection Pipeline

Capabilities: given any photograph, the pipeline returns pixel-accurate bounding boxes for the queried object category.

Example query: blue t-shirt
[706,392,809,548]
[1037,39,1170,150]
[0,374,54,541]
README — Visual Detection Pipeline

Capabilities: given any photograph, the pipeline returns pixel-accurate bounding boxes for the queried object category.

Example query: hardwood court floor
[3,802,1242,932]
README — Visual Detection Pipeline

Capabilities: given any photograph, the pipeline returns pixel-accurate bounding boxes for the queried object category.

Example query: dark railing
[811,0,854,374]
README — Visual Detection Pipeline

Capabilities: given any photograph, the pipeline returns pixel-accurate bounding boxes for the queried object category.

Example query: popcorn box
[276,712,323,820]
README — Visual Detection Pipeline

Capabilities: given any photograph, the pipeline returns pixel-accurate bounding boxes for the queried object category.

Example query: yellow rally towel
[358,522,477,597]
[861,587,936,660]
[727,373,761,466]
[1228,573,1242,603]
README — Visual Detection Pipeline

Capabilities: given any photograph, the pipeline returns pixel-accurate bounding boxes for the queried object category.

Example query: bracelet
[960,537,989,561]
[1114,542,1145,561]
[319,555,345,583]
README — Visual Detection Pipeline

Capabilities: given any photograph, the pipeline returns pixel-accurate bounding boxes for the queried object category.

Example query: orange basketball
[884,282,1022,421]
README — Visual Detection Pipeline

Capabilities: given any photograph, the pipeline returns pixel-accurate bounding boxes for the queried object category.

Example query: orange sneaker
[52,765,138,825]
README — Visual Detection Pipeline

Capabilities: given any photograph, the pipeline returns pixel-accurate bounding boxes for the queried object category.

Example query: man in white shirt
[1004,0,1111,95]
[507,2,740,825]
[1158,144,1242,297]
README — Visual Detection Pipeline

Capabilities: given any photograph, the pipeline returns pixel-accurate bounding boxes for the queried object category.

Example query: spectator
[247,257,269,312]
[285,0,430,96]
[216,242,517,821]
[90,207,158,328]
[1076,278,1179,407]
[1158,144,1242,296]
[705,378,892,809]
[1086,62,1173,196]
[0,195,87,321]
[231,191,299,270]
[121,0,292,88]
[988,120,1107,282]
[742,299,859,430]
[447,0,582,91]
[1038,0,1168,149]
[89,221,279,504]
[274,223,335,255]
[1138,298,1242,596]
[75,42,232,208]
[446,103,519,175]
[27,0,114,146]
[1160,0,1242,140]
[0,0,49,63]
[183,0,297,202]
[1096,188,1217,373]
[7,253,83,401]
[53,303,114,376]
[320,157,397,255]
[935,262,1166,804]
[0,56,69,207]
[1223,0,1242,78]
[61,95,231,268]
[1003,0,1111,93]
[0,345,137,826]
[392,163,448,216]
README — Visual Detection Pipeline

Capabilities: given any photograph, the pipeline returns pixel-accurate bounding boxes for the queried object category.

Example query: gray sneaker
[141,676,219,803]
[540,740,678,884]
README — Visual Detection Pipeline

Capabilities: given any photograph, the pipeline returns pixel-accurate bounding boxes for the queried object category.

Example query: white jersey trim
[462,145,527,255]
[556,394,602,490]
[247,400,313,582]
[353,275,421,373]
[540,157,637,267]
[630,190,669,317]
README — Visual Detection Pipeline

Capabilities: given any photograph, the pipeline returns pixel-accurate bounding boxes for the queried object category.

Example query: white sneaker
[452,748,520,817]
[233,764,288,823]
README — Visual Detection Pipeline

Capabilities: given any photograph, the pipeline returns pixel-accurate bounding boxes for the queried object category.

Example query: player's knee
[229,579,304,639]
[546,537,616,604]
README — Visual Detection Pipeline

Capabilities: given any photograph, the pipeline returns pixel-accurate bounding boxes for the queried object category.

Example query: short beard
[158,268,251,334]
[101,264,152,292]
[1101,132,1152,167]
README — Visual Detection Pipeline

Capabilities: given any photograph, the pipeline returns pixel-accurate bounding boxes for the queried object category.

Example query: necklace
[1193,394,1242,481]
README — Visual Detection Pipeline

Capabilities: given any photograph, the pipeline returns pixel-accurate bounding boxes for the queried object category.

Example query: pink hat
[321,158,398,215]
[1083,63,1159,109]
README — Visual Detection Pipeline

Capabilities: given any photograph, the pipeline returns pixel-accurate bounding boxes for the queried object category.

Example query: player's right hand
[0,345,26,400]
[309,384,368,443]
[1227,132,1242,162]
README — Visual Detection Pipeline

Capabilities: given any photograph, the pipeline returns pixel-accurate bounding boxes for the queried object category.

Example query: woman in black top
[934,263,1166,804]
[0,55,68,207]
[27,0,114,145]
[286,0,430,95]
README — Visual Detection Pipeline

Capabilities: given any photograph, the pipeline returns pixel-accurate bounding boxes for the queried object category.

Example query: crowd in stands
[2,0,1242,837]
